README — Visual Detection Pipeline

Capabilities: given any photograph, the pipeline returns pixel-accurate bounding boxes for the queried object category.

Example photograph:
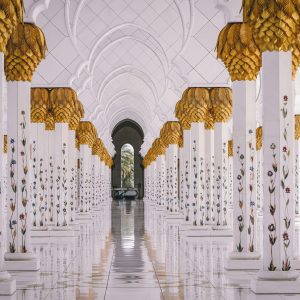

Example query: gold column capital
[210,87,232,123]
[0,0,23,52]
[76,121,97,148]
[69,100,83,131]
[243,0,300,52]
[5,23,47,81]
[175,87,210,130]
[31,88,49,123]
[217,22,261,81]
[3,135,7,154]
[205,111,215,130]
[151,138,166,157]
[50,88,77,123]
[160,121,183,147]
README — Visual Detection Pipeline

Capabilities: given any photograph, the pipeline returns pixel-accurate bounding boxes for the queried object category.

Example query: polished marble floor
[1,200,300,299]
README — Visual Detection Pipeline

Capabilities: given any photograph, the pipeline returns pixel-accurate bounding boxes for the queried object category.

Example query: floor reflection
[2,201,300,299]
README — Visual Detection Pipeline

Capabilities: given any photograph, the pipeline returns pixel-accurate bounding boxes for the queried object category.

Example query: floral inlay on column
[192,140,198,225]
[9,138,17,253]
[20,110,28,253]
[32,140,38,227]
[222,143,228,226]
[205,162,211,223]
[184,160,190,221]
[49,156,54,222]
[61,143,68,226]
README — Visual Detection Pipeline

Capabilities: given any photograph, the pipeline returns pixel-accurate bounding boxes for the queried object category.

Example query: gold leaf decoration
[76,121,97,148]
[243,0,300,52]
[292,34,300,80]
[69,100,83,131]
[151,138,166,157]
[92,138,104,157]
[0,0,23,52]
[175,87,210,130]
[160,121,183,147]
[217,22,261,81]
[228,140,233,157]
[295,115,300,140]
[31,88,49,123]
[3,134,7,153]
[210,87,232,122]
[50,88,77,123]
[5,23,47,81]
[205,111,215,130]
[256,126,262,150]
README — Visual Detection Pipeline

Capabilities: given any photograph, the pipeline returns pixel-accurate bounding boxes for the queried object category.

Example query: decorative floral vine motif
[61,143,68,226]
[32,141,37,227]
[20,111,28,253]
[166,167,169,210]
[236,145,245,252]
[70,167,75,222]
[222,143,228,226]
[216,166,221,226]
[257,155,262,210]
[49,156,54,222]
[267,142,278,271]
[248,130,255,253]
[79,158,84,212]
[9,138,17,253]
[56,164,61,227]
[205,162,211,223]
[38,158,46,227]
[180,169,184,211]
[169,165,174,212]
[211,159,215,222]
[173,155,178,212]
[281,96,291,271]
[199,157,205,226]
[184,160,190,221]
[192,140,197,225]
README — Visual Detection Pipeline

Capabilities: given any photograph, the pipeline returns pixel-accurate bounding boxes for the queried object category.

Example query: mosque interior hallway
[2,200,299,300]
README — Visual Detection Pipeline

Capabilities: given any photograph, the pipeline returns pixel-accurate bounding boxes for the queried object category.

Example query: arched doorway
[121,143,134,188]
[111,119,144,198]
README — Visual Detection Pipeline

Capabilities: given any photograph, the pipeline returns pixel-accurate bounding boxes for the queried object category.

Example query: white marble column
[227,80,260,269]
[295,117,300,219]
[156,154,166,208]
[5,82,40,270]
[256,126,263,214]
[204,127,214,225]
[251,51,300,293]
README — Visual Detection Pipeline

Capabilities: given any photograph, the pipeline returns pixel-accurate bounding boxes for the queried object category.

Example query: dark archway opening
[111,119,144,199]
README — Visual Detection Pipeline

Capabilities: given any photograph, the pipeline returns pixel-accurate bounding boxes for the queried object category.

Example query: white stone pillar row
[178,88,210,226]
[4,22,47,271]
[294,116,300,220]
[68,100,84,224]
[256,126,263,214]
[160,121,183,214]
[210,87,232,229]
[44,113,55,225]
[151,138,166,208]
[50,88,77,231]
[76,121,97,220]
[30,88,49,231]
[217,22,261,254]
[243,0,300,290]
[227,140,233,211]
[175,100,192,223]
[204,115,214,225]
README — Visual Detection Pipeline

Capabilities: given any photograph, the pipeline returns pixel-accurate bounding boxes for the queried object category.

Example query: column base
[225,252,262,270]
[4,253,40,271]
[251,271,300,294]
[49,227,75,237]
[0,271,16,295]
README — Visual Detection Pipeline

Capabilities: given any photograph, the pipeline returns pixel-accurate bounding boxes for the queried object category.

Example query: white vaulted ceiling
[25,0,244,155]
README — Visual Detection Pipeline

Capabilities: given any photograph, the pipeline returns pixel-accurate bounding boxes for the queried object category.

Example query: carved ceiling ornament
[243,0,300,52]
[31,88,49,123]
[175,87,210,130]
[0,0,23,53]
[217,22,261,81]
[160,121,183,147]
[210,87,232,123]
[5,23,47,81]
